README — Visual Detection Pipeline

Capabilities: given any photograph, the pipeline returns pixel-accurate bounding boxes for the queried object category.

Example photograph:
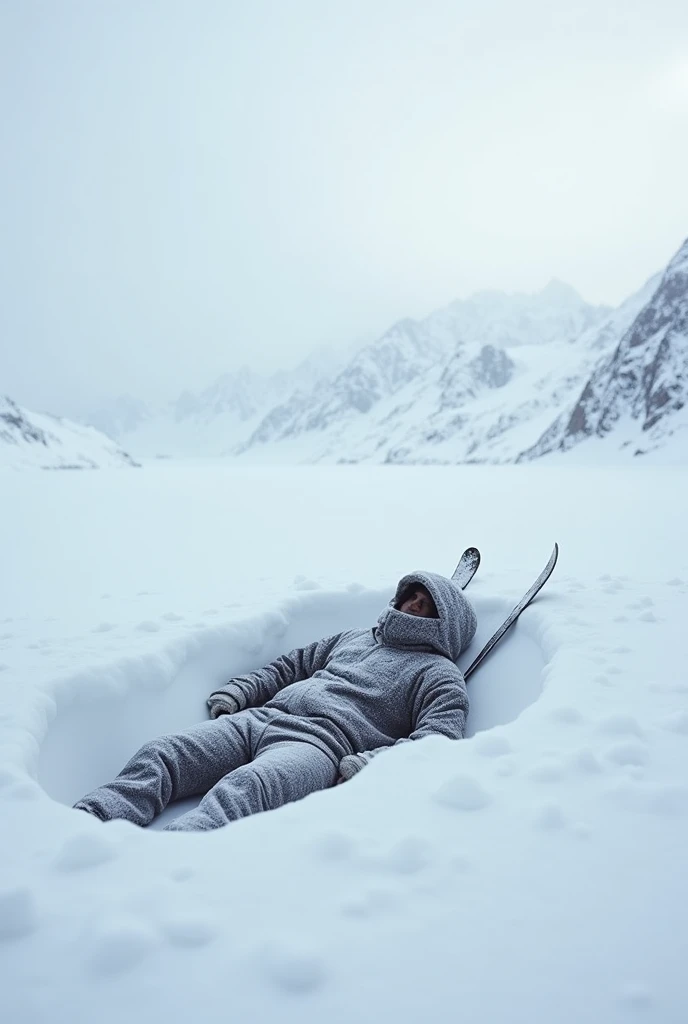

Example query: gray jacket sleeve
[208,633,345,715]
[407,664,469,742]
[338,665,469,778]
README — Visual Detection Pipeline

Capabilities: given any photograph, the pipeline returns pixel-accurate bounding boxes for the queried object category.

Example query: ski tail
[463,543,559,681]
[451,547,481,590]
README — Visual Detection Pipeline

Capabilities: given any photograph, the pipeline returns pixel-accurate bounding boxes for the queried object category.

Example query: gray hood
[376,570,477,662]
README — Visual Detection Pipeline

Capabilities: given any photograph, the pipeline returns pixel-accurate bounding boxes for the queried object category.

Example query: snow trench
[36,586,548,829]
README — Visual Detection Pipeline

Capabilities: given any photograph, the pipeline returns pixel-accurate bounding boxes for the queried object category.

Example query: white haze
[1,0,687,416]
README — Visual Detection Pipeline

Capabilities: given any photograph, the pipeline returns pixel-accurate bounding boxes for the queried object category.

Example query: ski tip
[451,546,481,583]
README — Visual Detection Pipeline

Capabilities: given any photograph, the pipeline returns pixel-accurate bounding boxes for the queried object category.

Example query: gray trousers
[74,709,340,831]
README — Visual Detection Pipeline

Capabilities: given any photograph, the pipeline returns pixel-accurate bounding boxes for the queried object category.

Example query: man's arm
[338,666,469,779]
[207,632,346,717]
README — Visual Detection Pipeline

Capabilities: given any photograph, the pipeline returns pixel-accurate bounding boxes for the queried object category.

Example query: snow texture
[0,395,138,470]
[1,461,688,1023]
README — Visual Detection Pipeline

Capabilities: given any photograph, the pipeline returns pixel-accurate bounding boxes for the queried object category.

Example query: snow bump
[533,802,567,831]
[162,915,217,948]
[604,741,649,768]
[86,917,158,976]
[262,942,327,994]
[435,775,491,811]
[472,734,512,758]
[597,714,643,737]
[54,831,116,872]
[310,830,357,862]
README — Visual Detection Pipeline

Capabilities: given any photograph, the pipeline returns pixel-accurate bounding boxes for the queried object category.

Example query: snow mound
[37,586,550,828]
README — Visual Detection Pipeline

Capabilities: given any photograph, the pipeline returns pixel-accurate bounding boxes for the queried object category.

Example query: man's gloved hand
[338,751,374,781]
[207,683,246,719]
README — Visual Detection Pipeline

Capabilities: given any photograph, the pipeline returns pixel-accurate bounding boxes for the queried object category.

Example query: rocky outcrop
[520,240,688,460]
[0,396,138,469]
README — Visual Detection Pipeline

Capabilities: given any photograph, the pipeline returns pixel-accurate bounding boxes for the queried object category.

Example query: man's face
[399,585,438,618]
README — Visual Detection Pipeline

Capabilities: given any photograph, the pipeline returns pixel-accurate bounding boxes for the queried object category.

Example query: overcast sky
[1,0,687,416]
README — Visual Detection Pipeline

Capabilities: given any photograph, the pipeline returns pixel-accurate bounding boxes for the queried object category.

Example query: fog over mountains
[3,239,687,469]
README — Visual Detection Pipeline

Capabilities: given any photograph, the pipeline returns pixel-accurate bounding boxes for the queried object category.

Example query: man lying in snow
[74,571,477,832]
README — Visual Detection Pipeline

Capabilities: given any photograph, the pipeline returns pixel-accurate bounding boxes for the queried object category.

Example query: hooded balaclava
[376,571,477,663]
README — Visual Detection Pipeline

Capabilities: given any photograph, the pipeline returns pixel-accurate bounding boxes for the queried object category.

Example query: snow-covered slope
[0,396,138,470]
[521,239,688,464]
[87,352,343,459]
[236,280,654,465]
[2,462,688,1023]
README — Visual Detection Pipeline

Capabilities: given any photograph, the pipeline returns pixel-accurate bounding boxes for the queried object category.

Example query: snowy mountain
[521,238,688,463]
[0,395,138,470]
[87,353,342,459]
[67,247,685,466]
[235,281,657,465]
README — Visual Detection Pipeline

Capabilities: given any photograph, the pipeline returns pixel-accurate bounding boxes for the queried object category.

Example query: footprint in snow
[597,713,643,737]
[570,748,604,775]
[659,710,688,734]
[162,612,184,622]
[607,780,688,816]
[604,740,649,768]
[310,830,356,862]
[261,941,327,993]
[162,915,217,948]
[136,621,160,633]
[86,916,158,976]
[92,622,115,633]
[293,579,321,591]
[594,674,614,687]
[527,758,566,783]
[380,836,431,875]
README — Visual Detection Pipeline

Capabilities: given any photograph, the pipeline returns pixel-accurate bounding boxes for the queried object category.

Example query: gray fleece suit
[75,572,477,831]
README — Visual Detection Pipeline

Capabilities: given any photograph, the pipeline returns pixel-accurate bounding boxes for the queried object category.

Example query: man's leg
[74,712,265,827]
[163,740,338,832]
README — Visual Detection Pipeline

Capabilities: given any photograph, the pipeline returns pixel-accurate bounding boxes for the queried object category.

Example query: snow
[0,396,138,470]
[2,460,688,1023]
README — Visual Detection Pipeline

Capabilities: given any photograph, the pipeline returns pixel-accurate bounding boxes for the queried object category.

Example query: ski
[463,543,559,680]
[451,546,481,590]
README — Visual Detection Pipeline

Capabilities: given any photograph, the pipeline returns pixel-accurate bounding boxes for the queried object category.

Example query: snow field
[1,462,687,1023]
